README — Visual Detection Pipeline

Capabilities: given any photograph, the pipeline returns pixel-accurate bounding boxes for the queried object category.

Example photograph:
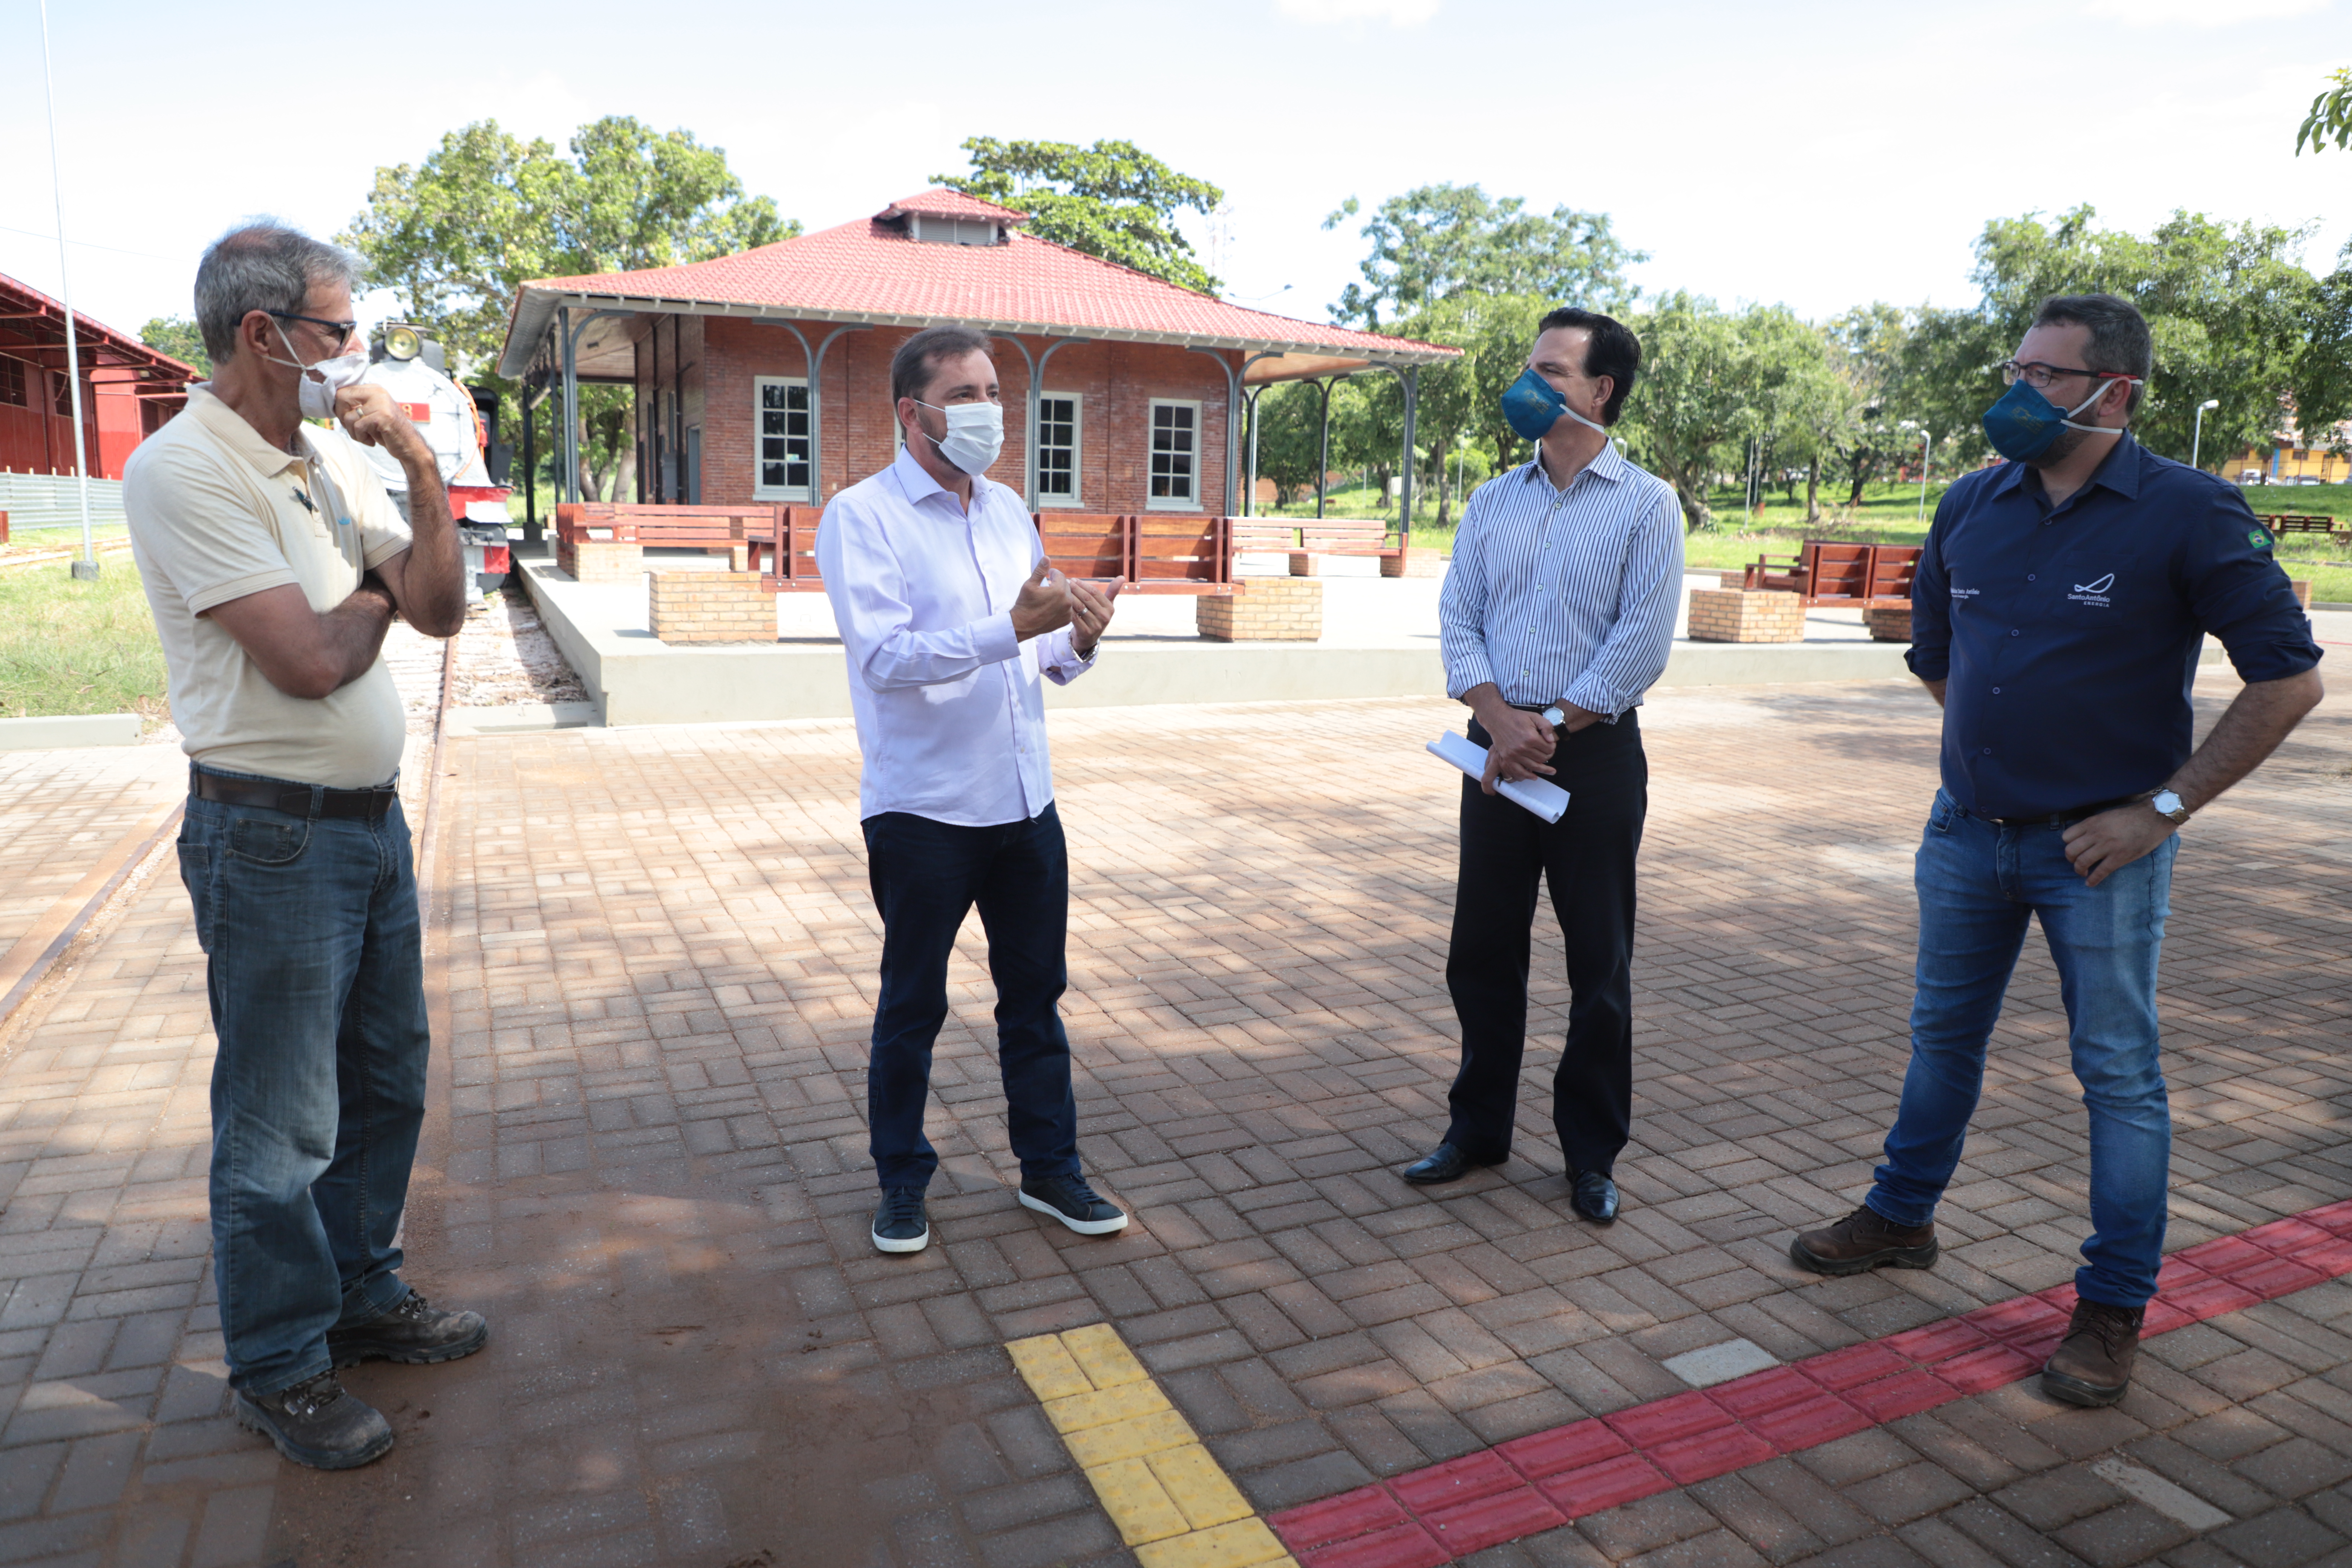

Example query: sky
[2,0,2347,345]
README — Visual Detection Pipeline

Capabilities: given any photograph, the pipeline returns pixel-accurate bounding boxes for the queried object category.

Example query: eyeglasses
[1998,359,2129,391]
[267,311,359,351]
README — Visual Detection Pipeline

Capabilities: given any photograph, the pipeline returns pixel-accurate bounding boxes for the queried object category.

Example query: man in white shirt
[124,224,486,1471]
[817,325,1127,1256]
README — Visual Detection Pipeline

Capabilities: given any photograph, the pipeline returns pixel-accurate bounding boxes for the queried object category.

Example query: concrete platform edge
[520,562,2231,726]
[0,713,142,750]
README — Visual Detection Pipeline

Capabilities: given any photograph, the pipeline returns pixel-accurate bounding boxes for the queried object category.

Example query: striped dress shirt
[1439,441,1685,718]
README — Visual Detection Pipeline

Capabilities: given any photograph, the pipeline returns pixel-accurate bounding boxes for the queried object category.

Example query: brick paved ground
[0,669,2345,1567]
[0,749,182,959]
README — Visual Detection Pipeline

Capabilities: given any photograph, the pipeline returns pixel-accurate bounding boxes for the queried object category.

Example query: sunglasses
[267,311,360,351]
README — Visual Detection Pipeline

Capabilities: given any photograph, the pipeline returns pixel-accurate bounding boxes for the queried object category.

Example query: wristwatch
[2149,789,2191,824]
[1541,705,1567,729]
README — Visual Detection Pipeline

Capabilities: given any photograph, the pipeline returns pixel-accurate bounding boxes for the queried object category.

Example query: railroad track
[0,634,457,1043]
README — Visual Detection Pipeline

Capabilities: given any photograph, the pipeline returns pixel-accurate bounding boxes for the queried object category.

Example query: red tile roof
[496,196,1458,377]
[877,187,1029,223]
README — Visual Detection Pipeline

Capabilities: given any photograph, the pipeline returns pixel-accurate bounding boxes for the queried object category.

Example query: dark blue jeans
[861,804,1080,1193]
[178,768,428,1395]
[1870,790,2178,1308]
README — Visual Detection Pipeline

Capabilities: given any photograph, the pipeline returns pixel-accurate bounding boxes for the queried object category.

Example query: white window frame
[753,375,813,501]
[1035,392,1084,508]
[1145,398,1202,511]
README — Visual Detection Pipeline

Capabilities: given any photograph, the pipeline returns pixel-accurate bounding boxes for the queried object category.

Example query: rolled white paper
[1426,730,1571,824]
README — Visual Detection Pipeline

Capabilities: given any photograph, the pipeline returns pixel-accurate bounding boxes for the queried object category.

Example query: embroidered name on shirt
[2069,572,2115,606]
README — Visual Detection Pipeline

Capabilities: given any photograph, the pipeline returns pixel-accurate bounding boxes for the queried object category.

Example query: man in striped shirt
[1406,308,1685,1225]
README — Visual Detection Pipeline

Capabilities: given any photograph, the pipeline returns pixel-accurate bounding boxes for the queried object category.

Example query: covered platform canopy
[495,190,1460,517]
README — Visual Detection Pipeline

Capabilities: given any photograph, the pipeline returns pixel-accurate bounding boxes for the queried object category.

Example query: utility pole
[38,0,97,580]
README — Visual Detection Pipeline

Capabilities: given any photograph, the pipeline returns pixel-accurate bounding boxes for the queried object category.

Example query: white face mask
[916,398,1005,475]
[270,321,368,422]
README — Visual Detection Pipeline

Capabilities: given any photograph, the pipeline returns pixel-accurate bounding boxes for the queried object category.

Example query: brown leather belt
[190,766,398,821]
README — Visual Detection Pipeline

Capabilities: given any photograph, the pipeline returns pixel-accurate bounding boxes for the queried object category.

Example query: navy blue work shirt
[1908,434,2321,819]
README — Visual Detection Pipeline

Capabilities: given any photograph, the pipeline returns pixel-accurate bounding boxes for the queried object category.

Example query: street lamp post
[2191,398,2220,472]
[1900,421,1931,521]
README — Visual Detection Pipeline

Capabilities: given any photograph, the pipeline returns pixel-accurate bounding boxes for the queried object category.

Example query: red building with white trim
[0,271,198,479]
[496,189,1456,521]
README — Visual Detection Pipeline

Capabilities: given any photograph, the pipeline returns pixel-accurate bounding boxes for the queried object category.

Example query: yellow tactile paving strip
[1006,1323,1300,1568]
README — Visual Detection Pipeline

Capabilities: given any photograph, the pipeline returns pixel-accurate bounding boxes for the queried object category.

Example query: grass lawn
[1260,474,2352,603]
[0,559,169,724]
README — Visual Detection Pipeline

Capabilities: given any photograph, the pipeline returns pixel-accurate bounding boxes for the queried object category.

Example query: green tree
[2297,66,2352,155]
[1894,206,2351,473]
[138,316,209,375]
[341,116,793,501]
[1249,380,1334,509]
[933,138,1223,294]
[1615,294,1762,530]
[1322,184,1645,328]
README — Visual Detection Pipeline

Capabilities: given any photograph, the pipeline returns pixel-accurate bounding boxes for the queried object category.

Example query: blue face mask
[1980,375,2132,462]
[1501,366,1608,444]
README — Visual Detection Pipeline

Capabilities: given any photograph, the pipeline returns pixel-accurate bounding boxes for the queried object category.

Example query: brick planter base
[557,538,645,582]
[1717,570,1750,590]
[2291,579,2313,609]
[1197,579,1322,642]
[1686,588,1804,643]
[649,571,775,643]
[1865,605,1913,643]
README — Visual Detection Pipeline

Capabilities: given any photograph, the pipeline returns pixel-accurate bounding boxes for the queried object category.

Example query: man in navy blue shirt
[1791,294,2323,1409]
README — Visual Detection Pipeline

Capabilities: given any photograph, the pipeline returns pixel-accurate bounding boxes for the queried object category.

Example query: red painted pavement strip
[1268,1197,2352,1568]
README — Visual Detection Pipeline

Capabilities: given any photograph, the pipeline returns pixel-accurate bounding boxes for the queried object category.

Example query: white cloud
[2082,0,2329,25]
[1275,0,1439,25]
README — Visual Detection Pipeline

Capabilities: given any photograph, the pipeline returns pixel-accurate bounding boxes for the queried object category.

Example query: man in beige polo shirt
[125,223,483,1470]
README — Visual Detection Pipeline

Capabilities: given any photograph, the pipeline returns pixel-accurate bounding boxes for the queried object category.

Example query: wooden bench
[1132,515,1233,595]
[1289,517,1409,577]
[1034,514,1237,595]
[556,502,784,576]
[1743,541,1919,607]
[762,505,824,591]
[1035,513,1133,585]
[2259,513,2343,537]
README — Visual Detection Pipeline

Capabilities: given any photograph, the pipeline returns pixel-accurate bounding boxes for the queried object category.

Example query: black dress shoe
[1570,1169,1619,1223]
[1400,1143,1500,1185]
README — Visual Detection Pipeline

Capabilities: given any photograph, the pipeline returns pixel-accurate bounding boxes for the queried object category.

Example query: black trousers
[1444,712,1648,1174]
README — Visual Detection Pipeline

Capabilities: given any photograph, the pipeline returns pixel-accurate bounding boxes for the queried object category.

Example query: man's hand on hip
[2062,803,2176,888]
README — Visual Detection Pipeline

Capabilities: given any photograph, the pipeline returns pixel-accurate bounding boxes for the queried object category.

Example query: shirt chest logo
[2069,572,2114,606]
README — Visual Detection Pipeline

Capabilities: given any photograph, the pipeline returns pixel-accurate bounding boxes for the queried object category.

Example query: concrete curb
[0,714,142,751]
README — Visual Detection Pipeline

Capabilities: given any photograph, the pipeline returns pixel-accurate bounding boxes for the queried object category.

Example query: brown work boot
[2042,1298,2143,1407]
[1788,1204,1939,1276]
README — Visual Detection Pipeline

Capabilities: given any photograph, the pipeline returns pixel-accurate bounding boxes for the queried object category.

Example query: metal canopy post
[1349,362,1422,531]
[1223,352,1283,519]
[560,307,633,503]
[1313,377,1342,520]
[1031,337,1089,510]
[1184,346,1243,517]
[1244,388,1262,516]
[809,324,868,505]
[521,374,537,544]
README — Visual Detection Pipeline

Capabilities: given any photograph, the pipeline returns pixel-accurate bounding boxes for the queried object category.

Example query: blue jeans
[1870,789,2178,1308]
[178,768,428,1395]
[861,805,1080,1193]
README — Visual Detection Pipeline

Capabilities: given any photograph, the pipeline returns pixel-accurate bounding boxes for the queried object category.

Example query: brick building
[495,189,1456,518]
[0,271,197,479]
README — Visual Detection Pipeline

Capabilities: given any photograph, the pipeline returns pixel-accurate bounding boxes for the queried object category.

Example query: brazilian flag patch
[2249,526,2272,549]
